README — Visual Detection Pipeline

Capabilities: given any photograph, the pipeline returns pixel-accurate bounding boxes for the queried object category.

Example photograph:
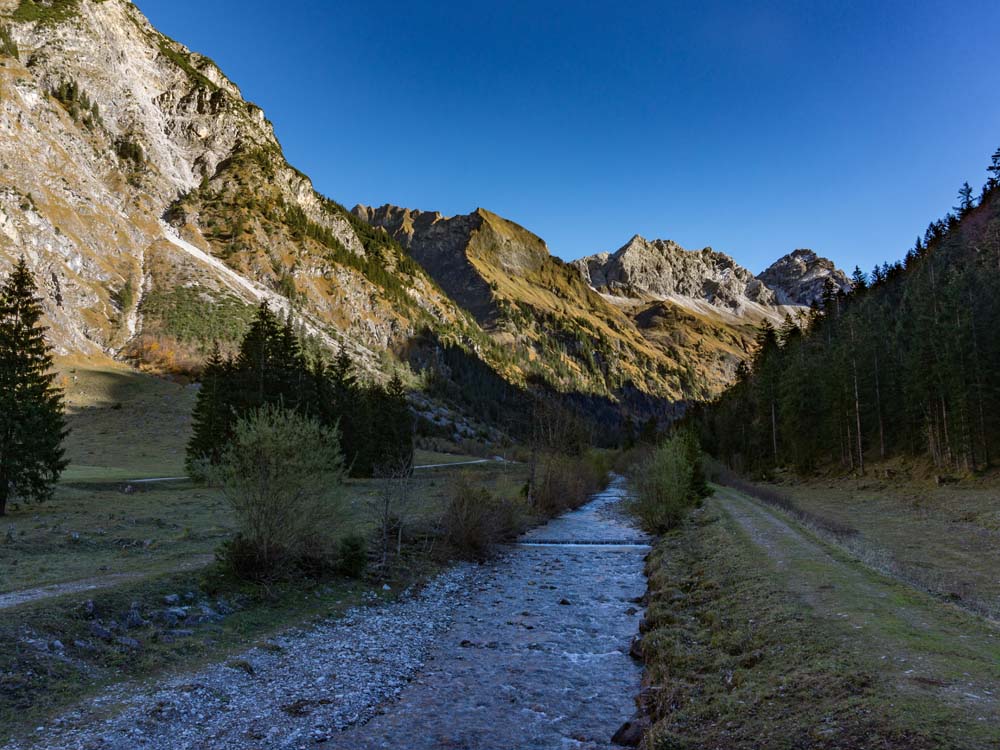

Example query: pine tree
[0,258,68,515]
[955,182,975,215]
[185,342,233,471]
[384,373,414,470]
[989,148,1000,189]
[233,301,282,410]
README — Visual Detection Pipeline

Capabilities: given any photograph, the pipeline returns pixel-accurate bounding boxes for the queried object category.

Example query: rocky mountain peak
[572,235,777,314]
[757,249,852,307]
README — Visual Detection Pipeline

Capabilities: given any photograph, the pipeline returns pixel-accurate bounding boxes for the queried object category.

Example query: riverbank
[637,488,1000,749]
[3,477,649,749]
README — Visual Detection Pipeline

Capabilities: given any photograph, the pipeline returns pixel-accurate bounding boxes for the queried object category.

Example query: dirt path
[0,556,214,611]
[714,487,1000,728]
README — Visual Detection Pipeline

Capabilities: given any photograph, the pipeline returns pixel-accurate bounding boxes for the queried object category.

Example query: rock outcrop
[756,249,852,306]
[574,236,850,320]
[572,235,777,314]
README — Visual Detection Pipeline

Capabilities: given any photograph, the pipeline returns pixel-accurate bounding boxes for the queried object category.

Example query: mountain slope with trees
[697,149,1000,475]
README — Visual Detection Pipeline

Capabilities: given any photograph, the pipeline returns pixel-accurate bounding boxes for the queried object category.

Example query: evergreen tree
[186,342,233,471]
[234,301,282,410]
[956,182,975,215]
[383,373,414,469]
[697,146,1000,475]
[988,148,1000,189]
[0,258,67,515]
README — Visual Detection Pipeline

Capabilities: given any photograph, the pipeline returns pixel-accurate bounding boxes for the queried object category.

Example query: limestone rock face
[757,249,852,306]
[0,0,464,366]
[353,205,555,323]
[572,235,777,314]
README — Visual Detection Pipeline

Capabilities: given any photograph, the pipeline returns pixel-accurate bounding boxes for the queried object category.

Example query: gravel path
[4,477,648,750]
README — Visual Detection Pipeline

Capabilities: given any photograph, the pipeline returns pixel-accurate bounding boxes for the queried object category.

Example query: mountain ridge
[0,0,848,417]
[572,234,850,319]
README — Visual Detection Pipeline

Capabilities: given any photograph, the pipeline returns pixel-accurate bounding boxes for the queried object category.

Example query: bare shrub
[213,404,346,580]
[441,474,526,560]
[368,458,416,569]
[532,451,612,516]
[124,333,204,378]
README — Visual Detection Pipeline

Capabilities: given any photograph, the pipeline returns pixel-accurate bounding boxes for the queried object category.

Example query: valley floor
[640,486,1000,749]
[2,480,648,750]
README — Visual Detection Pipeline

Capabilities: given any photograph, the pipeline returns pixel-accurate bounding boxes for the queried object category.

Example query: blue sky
[135,0,1000,273]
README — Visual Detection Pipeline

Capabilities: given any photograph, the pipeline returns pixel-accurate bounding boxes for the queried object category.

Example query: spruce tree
[234,301,282,410]
[384,373,414,469]
[0,258,67,515]
[185,342,233,471]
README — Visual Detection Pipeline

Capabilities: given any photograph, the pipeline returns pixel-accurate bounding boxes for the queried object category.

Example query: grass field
[759,470,1000,618]
[641,491,1000,749]
[0,361,522,595]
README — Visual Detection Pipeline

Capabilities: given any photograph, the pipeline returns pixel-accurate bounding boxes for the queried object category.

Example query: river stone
[611,713,649,746]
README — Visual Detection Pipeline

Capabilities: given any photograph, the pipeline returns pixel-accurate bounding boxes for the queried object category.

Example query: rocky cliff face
[0,0,471,367]
[352,205,505,322]
[757,249,852,306]
[573,235,778,314]
[573,236,850,319]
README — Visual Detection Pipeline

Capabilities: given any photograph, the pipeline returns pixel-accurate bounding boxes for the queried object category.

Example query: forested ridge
[696,148,1000,475]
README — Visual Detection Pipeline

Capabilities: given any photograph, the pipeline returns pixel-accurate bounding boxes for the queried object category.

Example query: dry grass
[758,470,1000,619]
[640,503,996,749]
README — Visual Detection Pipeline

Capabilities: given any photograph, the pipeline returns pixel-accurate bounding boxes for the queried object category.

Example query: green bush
[12,0,79,25]
[0,25,19,58]
[629,434,702,533]
[140,287,254,347]
[212,404,346,580]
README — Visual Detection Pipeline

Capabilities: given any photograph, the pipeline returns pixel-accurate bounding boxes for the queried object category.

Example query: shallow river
[322,475,650,750]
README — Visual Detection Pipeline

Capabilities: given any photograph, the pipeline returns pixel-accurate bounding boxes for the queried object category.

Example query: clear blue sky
[135,0,1000,273]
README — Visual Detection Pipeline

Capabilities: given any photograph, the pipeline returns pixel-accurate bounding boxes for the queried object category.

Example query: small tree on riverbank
[0,258,67,516]
[213,404,346,579]
[630,432,704,532]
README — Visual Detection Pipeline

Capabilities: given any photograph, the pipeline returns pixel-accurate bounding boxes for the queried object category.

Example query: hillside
[354,204,708,400]
[699,155,1000,475]
[0,0,483,378]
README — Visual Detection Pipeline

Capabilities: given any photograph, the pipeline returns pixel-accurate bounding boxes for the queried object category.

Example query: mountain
[353,205,697,400]
[0,0,477,374]
[0,0,847,421]
[572,235,849,321]
[757,249,852,306]
[573,235,779,316]
[354,206,818,401]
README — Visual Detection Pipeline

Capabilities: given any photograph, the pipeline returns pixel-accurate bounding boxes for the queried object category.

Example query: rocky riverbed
[4,477,649,750]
